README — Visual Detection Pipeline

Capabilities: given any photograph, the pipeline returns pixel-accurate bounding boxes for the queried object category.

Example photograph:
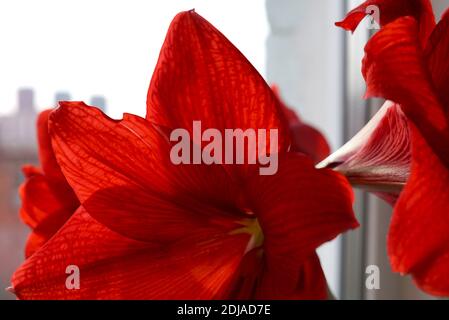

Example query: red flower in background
[336,0,435,46]
[272,86,331,164]
[19,110,79,258]
[336,0,449,296]
[12,11,357,299]
[318,101,411,205]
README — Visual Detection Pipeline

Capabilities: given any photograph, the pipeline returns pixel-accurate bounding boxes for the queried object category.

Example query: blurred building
[54,91,71,103]
[0,89,38,224]
[90,95,107,111]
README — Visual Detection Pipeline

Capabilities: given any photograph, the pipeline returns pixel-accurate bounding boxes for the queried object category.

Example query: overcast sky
[0,0,268,118]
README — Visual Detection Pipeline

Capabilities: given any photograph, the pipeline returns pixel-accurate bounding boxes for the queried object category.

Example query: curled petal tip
[334,20,352,32]
[318,101,411,196]
[5,286,15,295]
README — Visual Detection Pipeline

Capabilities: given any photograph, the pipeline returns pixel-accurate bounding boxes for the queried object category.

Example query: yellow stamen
[231,218,264,253]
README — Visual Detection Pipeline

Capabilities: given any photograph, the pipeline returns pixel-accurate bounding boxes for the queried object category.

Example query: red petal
[318,101,411,201]
[22,165,41,178]
[413,252,449,297]
[34,109,79,211]
[20,173,63,228]
[424,13,449,111]
[443,7,449,21]
[24,110,79,213]
[12,207,249,299]
[49,102,176,203]
[23,232,48,260]
[336,0,435,46]
[49,102,249,242]
[240,154,356,299]
[147,10,289,152]
[289,124,331,164]
[248,153,358,264]
[84,185,247,243]
[37,110,67,184]
[272,85,330,164]
[388,126,449,296]
[19,110,78,257]
[363,17,449,168]
[256,252,328,299]
[19,171,76,257]
[222,249,327,299]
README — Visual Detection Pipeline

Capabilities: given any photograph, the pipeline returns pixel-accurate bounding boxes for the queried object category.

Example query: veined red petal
[336,0,435,46]
[424,12,449,112]
[12,207,249,299]
[49,102,181,203]
[248,153,358,265]
[146,10,289,152]
[84,185,247,243]
[318,101,411,202]
[388,126,449,296]
[49,102,249,242]
[363,17,449,168]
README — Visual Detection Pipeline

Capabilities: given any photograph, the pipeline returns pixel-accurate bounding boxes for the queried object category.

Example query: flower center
[231,218,264,253]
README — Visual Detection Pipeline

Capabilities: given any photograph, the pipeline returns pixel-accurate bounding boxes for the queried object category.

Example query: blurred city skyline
[0,0,269,119]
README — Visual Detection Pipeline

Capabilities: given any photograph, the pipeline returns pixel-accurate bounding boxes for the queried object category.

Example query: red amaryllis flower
[335,0,449,296]
[11,11,357,299]
[272,86,331,164]
[19,109,79,258]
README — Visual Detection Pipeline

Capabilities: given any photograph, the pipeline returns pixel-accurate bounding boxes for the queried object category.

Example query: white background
[0,0,268,118]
